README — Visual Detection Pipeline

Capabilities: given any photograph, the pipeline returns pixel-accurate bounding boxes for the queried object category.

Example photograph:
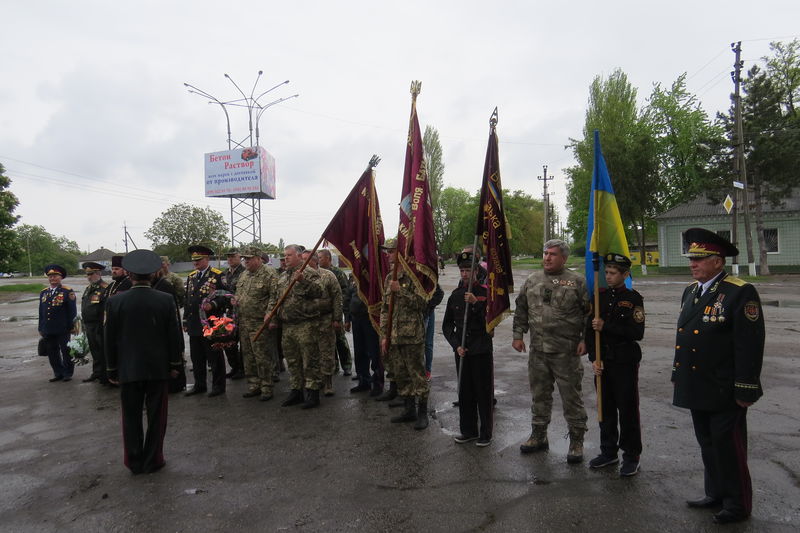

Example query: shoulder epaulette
[723,276,747,287]
[188,269,198,276]
[686,280,698,288]
[211,267,223,274]
[40,287,48,294]
[62,285,72,290]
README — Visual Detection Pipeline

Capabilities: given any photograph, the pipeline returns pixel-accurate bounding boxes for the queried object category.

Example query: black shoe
[225,370,235,378]
[350,383,371,393]
[351,375,361,381]
[49,376,63,382]
[281,389,304,407]
[454,434,478,444]
[184,387,207,397]
[343,370,352,376]
[272,375,280,383]
[589,455,619,469]
[686,496,722,509]
[369,385,383,397]
[230,372,245,380]
[62,377,72,382]
[259,393,273,402]
[301,389,320,409]
[242,389,260,398]
[388,397,406,408]
[375,382,398,402]
[619,460,640,477]
[207,389,225,397]
[712,509,748,524]
[413,398,429,430]
[475,437,492,447]
[390,398,417,423]
[82,375,98,383]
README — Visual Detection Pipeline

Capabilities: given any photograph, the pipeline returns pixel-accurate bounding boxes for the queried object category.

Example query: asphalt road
[0,269,798,532]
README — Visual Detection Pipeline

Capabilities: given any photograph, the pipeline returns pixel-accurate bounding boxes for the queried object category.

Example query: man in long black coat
[672,228,764,525]
[105,249,183,475]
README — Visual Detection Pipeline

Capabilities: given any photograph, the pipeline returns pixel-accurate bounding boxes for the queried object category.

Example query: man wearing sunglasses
[512,239,591,463]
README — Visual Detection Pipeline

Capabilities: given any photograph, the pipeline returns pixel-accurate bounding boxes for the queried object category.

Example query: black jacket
[441,282,492,356]
[585,286,644,364]
[672,272,764,411]
[184,267,226,336]
[105,285,183,383]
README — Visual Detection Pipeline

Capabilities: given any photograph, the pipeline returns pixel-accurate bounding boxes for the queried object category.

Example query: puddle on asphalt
[0,316,37,322]
[762,300,800,308]
[2,297,40,305]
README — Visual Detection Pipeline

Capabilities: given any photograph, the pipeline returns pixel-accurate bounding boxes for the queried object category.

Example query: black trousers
[189,335,209,391]
[455,351,494,440]
[84,321,106,381]
[223,341,243,375]
[44,333,73,378]
[120,380,169,474]
[691,406,752,516]
[596,361,642,461]
[351,315,382,387]
[207,347,227,392]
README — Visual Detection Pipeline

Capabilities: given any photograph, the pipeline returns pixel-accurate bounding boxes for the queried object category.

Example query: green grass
[0,283,47,293]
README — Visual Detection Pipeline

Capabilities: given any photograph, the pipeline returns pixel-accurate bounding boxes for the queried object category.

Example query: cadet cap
[604,253,632,269]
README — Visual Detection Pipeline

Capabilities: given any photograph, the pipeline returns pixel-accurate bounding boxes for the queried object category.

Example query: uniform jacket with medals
[380,271,428,345]
[442,281,492,356]
[39,284,77,335]
[81,279,108,324]
[512,269,591,354]
[184,266,226,336]
[672,272,764,411]
[584,286,645,365]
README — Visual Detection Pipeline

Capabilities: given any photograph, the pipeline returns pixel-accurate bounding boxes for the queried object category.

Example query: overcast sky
[2,1,798,256]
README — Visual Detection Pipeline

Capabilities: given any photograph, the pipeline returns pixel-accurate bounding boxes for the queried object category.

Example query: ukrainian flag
[585,130,631,293]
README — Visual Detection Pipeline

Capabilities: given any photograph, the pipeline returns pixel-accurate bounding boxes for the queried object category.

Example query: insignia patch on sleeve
[633,307,645,323]
[618,301,634,309]
[744,301,760,322]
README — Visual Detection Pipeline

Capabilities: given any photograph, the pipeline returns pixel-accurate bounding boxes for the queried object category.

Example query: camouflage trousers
[391,343,429,398]
[528,349,588,432]
[240,320,277,395]
[282,321,321,391]
[318,314,336,377]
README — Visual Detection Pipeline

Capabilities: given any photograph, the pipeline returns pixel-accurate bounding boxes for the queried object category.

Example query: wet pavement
[0,270,798,532]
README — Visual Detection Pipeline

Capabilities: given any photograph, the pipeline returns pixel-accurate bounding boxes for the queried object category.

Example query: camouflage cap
[226,247,240,256]
[240,245,262,258]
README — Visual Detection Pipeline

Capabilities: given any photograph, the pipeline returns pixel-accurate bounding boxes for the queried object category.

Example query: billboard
[204,146,276,199]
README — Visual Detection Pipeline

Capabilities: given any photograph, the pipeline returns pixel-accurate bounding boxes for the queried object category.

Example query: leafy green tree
[423,125,446,250]
[765,39,800,115]
[0,163,21,272]
[436,187,473,256]
[8,225,81,276]
[503,190,545,255]
[144,203,229,261]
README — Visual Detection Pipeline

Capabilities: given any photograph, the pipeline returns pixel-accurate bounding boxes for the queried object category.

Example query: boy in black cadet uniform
[673,228,764,525]
[442,252,494,447]
[585,253,645,476]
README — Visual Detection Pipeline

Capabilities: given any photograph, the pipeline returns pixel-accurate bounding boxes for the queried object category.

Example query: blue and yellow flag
[585,130,631,294]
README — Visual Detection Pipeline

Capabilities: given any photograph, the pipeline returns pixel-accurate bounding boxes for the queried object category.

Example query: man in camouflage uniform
[235,246,279,401]
[303,250,342,396]
[223,247,246,379]
[380,239,431,430]
[160,256,186,308]
[80,262,109,384]
[512,239,591,463]
[319,249,353,376]
[269,245,324,409]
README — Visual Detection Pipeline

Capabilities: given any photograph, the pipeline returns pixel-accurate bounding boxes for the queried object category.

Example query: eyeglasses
[543,288,552,304]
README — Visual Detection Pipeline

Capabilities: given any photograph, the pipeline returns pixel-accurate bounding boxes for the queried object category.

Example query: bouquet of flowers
[68,321,91,365]
[200,290,238,350]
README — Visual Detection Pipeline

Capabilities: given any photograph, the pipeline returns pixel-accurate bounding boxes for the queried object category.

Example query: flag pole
[456,234,479,397]
[593,191,604,423]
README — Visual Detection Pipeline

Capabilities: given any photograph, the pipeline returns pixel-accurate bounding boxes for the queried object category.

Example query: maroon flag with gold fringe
[475,109,513,332]
[322,157,387,332]
[396,81,438,299]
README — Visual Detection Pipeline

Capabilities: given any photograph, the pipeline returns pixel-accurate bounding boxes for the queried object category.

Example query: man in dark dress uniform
[38,264,77,382]
[672,228,764,525]
[105,250,183,474]
[104,255,132,300]
[183,245,226,396]
[80,262,109,384]
[442,252,494,447]
[585,253,645,476]
[222,247,245,379]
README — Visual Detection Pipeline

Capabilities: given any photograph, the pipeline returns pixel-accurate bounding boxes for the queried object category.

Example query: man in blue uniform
[672,228,764,525]
[38,264,77,382]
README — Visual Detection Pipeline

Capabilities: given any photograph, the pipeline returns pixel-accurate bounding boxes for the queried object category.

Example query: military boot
[519,425,549,454]
[323,375,335,397]
[390,397,417,423]
[281,389,304,407]
[388,395,406,408]
[375,381,397,402]
[566,428,585,464]
[301,388,320,409]
[413,397,429,430]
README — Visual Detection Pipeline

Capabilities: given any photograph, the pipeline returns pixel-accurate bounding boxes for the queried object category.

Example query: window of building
[763,228,779,253]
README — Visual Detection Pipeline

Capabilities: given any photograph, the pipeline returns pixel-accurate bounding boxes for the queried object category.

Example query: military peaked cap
[44,264,67,278]
[684,227,739,258]
[188,245,214,260]
[82,262,104,273]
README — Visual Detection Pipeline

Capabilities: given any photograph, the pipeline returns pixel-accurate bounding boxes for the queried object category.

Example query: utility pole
[538,165,553,243]
[731,41,756,276]
[122,223,138,253]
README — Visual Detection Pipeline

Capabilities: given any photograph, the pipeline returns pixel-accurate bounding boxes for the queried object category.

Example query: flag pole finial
[368,154,381,169]
[490,107,498,130]
[410,80,422,98]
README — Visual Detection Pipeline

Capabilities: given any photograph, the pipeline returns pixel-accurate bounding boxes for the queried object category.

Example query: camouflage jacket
[81,279,108,323]
[235,264,278,322]
[323,265,349,296]
[379,271,427,345]
[270,265,323,324]
[512,268,590,354]
[315,267,343,320]
[224,263,246,295]
[166,272,186,307]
